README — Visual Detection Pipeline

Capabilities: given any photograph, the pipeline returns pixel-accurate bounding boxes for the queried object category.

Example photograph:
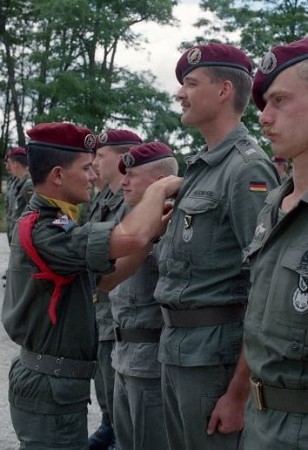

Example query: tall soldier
[1,122,181,450]
[88,129,143,450]
[243,37,308,450]
[153,43,280,449]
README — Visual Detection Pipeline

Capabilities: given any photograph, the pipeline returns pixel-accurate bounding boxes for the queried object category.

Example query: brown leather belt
[160,303,245,328]
[114,327,161,343]
[20,348,97,379]
[250,377,308,413]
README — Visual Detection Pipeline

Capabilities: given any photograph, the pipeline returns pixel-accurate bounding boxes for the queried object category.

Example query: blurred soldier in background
[88,129,143,450]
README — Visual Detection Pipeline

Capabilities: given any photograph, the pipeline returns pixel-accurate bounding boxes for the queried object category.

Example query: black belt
[20,348,97,379]
[160,303,245,328]
[114,327,161,343]
[250,377,308,413]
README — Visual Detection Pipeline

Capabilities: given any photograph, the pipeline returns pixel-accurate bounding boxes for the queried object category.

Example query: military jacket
[244,178,308,389]
[89,188,125,341]
[110,244,163,378]
[11,173,33,221]
[5,175,18,244]
[2,194,115,414]
[154,124,280,367]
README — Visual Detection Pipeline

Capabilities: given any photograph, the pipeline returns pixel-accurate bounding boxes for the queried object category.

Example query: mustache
[262,127,278,138]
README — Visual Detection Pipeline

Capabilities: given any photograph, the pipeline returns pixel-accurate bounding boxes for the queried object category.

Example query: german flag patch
[249,181,268,192]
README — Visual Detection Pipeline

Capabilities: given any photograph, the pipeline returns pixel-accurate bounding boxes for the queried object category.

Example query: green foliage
[0,0,182,165]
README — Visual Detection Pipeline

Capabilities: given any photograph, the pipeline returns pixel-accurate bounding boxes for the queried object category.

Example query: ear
[219,80,233,100]
[49,166,64,186]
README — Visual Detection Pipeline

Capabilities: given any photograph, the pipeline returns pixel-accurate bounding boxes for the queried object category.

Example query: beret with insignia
[97,129,142,148]
[26,122,97,153]
[119,141,175,174]
[175,42,253,84]
[253,37,308,111]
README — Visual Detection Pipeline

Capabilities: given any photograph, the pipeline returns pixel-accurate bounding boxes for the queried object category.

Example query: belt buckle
[250,377,265,411]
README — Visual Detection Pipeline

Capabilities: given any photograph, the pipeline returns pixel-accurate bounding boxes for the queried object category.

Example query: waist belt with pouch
[20,348,97,379]
[250,376,308,413]
[114,327,161,343]
[160,303,245,328]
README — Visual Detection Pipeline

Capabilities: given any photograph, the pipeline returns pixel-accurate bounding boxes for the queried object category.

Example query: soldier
[153,43,280,450]
[98,142,178,450]
[1,122,181,450]
[3,148,17,246]
[6,146,33,240]
[243,37,308,450]
[88,129,143,450]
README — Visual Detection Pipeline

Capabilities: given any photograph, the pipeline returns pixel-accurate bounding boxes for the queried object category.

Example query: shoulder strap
[18,211,75,325]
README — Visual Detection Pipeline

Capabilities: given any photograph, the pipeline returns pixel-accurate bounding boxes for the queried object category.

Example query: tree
[0,0,183,190]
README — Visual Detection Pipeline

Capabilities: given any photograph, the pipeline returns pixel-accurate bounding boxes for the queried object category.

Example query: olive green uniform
[243,178,308,449]
[110,242,168,450]
[2,194,115,449]
[5,175,18,245]
[89,188,124,427]
[11,173,33,223]
[154,124,280,449]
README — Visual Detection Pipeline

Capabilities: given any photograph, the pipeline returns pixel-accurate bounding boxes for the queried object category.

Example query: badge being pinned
[51,215,76,232]
[249,181,268,192]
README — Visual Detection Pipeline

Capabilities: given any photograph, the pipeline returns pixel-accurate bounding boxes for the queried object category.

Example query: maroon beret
[119,142,174,174]
[175,43,253,84]
[26,122,97,152]
[253,37,308,111]
[97,129,142,148]
[7,146,27,157]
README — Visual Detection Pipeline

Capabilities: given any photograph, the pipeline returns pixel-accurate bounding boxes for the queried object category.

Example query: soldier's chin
[181,113,193,126]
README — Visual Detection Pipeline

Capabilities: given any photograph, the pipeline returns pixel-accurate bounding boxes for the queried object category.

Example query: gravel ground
[0,233,101,449]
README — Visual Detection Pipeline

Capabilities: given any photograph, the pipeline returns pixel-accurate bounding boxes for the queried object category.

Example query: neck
[199,115,240,150]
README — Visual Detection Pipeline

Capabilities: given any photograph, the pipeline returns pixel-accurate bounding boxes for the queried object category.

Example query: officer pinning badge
[183,214,193,242]
[51,215,76,232]
[84,134,96,151]
[187,47,202,66]
[98,132,108,146]
[259,51,277,75]
[293,275,308,313]
[122,152,135,168]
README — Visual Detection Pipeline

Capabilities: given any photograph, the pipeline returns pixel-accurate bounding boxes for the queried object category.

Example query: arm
[109,175,181,260]
[98,244,152,291]
[207,348,250,435]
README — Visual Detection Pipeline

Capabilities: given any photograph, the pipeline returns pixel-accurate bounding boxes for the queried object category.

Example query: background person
[88,129,143,450]
[153,43,280,450]
[101,142,178,450]
[243,37,308,450]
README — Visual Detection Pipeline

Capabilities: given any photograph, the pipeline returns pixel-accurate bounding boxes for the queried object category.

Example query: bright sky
[116,0,202,98]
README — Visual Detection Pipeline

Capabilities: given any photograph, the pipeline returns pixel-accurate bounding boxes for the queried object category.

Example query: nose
[121,175,128,187]
[259,103,274,126]
[176,85,186,101]
[90,167,98,182]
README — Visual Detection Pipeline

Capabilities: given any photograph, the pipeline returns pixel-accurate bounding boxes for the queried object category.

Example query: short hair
[146,157,179,177]
[8,153,28,167]
[203,66,252,115]
[296,59,308,83]
[27,146,82,186]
